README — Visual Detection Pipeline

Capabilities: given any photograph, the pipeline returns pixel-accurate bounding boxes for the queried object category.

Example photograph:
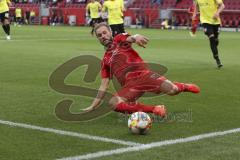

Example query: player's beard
[102,38,113,47]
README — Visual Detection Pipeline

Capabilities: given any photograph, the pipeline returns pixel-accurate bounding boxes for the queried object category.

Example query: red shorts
[116,71,166,102]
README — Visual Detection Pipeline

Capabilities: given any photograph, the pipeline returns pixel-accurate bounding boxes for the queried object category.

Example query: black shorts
[110,23,125,37]
[90,17,102,26]
[0,11,9,23]
[202,23,220,37]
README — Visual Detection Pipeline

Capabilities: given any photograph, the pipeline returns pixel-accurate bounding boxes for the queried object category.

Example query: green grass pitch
[0,26,240,160]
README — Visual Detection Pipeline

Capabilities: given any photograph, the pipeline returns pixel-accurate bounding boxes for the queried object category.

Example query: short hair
[94,22,112,35]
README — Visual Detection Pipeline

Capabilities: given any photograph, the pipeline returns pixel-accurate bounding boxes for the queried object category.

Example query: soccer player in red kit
[83,23,200,117]
[188,5,199,37]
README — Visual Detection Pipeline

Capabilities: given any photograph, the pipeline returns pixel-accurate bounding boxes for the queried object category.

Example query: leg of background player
[2,18,11,40]
[209,34,223,68]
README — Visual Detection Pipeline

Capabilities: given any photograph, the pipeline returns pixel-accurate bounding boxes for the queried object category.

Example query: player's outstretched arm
[213,2,225,20]
[126,34,149,48]
[82,78,110,112]
[7,0,12,6]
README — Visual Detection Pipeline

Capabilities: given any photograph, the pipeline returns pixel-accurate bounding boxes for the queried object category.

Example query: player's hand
[213,12,219,20]
[134,35,149,48]
[81,105,96,112]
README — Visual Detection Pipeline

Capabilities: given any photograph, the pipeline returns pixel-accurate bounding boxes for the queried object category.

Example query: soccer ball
[128,112,152,135]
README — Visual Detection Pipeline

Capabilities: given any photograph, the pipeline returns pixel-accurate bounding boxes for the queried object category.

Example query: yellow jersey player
[15,7,22,26]
[102,0,125,37]
[0,0,11,40]
[30,10,35,24]
[193,0,225,68]
[86,0,102,35]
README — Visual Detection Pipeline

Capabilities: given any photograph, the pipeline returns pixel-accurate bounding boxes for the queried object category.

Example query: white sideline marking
[59,128,240,160]
[0,119,141,146]
[0,38,83,42]
[0,36,204,42]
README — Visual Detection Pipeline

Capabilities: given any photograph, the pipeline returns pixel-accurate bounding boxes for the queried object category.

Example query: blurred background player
[24,8,30,25]
[86,0,102,35]
[30,9,36,24]
[102,0,125,37]
[15,7,22,26]
[161,19,170,30]
[83,23,200,117]
[193,0,225,68]
[188,4,199,37]
[0,0,11,40]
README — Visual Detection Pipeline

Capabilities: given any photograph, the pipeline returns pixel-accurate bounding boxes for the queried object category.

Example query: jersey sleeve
[113,33,130,44]
[216,0,223,4]
[101,60,111,79]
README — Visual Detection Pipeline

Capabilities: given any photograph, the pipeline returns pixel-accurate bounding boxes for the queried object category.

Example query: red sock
[114,102,155,114]
[174,82,200,94]
[191,26,197,34]
[191,21,197,34]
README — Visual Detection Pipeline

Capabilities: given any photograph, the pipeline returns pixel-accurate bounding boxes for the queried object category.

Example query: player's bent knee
[161,80,177,95]
[4,19,9,25]
[109,96,119,109]
[109,96,125,110]
[208,34,214,38]
[167,86,179,95]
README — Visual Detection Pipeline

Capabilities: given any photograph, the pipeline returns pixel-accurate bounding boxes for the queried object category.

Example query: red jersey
[188,5,199,21]
[188,5,195,14]
[101,33,149,86]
